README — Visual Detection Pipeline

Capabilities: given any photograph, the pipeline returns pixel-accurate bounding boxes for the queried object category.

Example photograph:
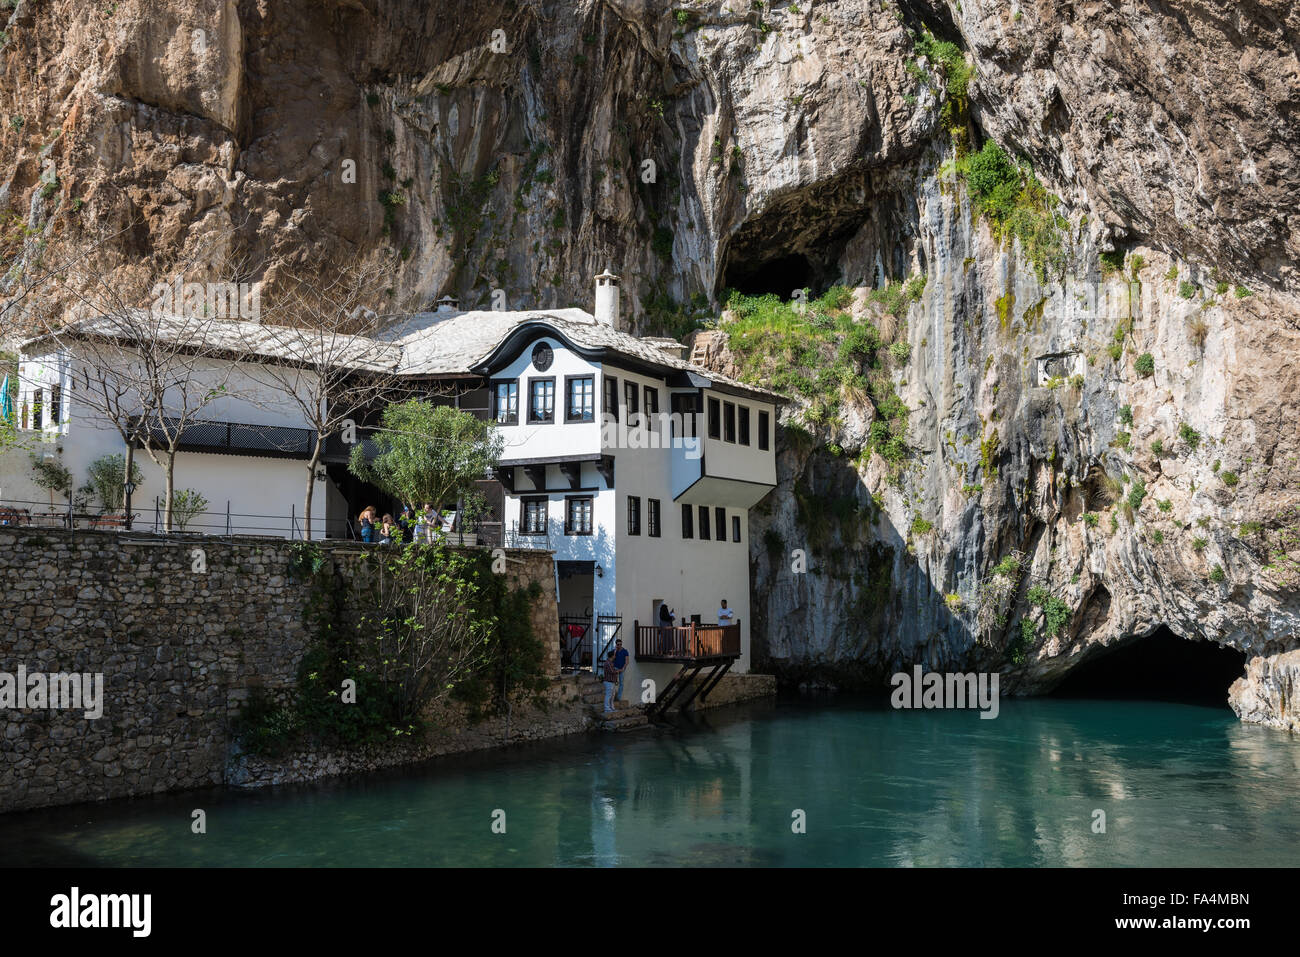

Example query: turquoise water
[5,696,1300,867]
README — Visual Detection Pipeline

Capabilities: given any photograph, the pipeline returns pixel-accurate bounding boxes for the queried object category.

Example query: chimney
[594,267,620,327]
[435,294,459,314]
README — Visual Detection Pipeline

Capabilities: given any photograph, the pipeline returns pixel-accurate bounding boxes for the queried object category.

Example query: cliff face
[2,0,1298,725]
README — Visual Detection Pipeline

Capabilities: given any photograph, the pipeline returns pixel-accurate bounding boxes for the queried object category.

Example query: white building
[15,271,783,697]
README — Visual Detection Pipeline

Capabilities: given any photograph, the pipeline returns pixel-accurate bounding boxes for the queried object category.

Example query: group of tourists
[357,503,444,544]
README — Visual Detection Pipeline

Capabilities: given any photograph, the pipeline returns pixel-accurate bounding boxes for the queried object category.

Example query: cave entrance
[1049,627,1246,708]
[723,253,819,299]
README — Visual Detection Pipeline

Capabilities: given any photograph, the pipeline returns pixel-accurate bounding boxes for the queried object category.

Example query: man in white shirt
[718,599,735,626]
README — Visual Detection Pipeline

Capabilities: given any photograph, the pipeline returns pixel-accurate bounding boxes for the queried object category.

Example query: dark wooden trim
[603,374,619,424]
[563,494,594,536]
[499,452,604,467]
[490,377,519,425]
[559,460,582,489]
[563,373,596,423]
[526,375,556,424]
[523,464,547,490]
[519,495,548,535]
[596,455,615,487]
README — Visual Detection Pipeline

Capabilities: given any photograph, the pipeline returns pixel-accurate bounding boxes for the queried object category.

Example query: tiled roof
[26,305,785,402]
[380,307,784,401]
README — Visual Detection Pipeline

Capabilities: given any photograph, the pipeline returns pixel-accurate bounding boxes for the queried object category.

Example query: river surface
[4,696,1299,867]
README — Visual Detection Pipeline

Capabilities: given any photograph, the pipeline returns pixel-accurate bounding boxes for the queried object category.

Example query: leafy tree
[85,454,144,513]
[348,400,503,517]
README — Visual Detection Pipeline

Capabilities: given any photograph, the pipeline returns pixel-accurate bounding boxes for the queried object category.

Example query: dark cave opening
[1049,627,1246,707]
[723,253,819,299]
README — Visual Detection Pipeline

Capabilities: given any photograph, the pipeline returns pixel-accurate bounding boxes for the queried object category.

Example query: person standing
[602,651,619,714]
[612,638,629,702]
[398,505,416,543]
[718,599,735,626]
[378,513,396,544]
[358,506,377,543]
[658,603,675,655]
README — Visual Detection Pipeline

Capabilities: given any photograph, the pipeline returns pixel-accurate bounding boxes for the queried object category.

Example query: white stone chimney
[594,267,620,327]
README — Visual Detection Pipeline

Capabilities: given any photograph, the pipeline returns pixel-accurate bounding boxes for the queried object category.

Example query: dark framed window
[670,393,697,438]
[681,503,694,539]
[521,497,548,535]
[758,410,771,450]
[624,381,639,419]
[565,496,594,535]
[565,375,595,422]
[50,385,61,427]
[723,402,736,442]
[644,386,659,416]
[739,406,750,445]
[32,389,42,429]
[648,498,661,537]
[732,515,741,542]
[459,386,491,421]
[627,496,641,535]
[707,396,721,439]
[715,507,726,542]
[528,377,556,423]
[492,379,518,425]
[603,375,618,423]
[698,505,710,541]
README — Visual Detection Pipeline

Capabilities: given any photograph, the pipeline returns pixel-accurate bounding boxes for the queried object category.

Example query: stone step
[598,709,651,732]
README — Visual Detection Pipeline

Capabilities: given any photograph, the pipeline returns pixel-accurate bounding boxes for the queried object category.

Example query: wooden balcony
[634,621,741,663]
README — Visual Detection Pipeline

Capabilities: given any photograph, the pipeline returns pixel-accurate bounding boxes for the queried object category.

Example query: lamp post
[123,480,136,530]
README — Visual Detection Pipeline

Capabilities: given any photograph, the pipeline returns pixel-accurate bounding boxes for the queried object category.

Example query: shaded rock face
[2,1,1298,725]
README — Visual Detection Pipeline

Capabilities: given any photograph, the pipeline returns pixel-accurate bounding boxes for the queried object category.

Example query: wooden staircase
[578,672,651,733]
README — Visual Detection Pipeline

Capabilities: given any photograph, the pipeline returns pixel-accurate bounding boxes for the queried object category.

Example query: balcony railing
[634,621,741,662]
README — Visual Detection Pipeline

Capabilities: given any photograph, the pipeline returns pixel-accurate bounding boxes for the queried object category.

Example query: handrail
[634,620,740,659]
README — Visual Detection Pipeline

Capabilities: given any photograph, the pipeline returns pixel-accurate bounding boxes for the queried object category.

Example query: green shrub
[911,516,934,536]
[1082,512,1099,528]
[1221,471,1239,487]
[1209,564,1226,583]
[1178,280,1197,299]
[890,341,912,365]
[1118,404,1133,425]
[1156,498,1172,513]
[1134,352,1155,376]
[1151,529,1165,545]
[1192,536,1208,551]
[1233,285,1252,298]
[992,555,1021,577]
[1150,439,1164,456]
[1178,422,1201,449]
[1127,479,1147,510]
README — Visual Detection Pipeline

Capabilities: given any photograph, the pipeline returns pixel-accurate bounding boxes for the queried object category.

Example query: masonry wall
[0,528,562,813]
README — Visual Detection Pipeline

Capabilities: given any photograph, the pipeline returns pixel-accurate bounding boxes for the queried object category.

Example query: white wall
[13,345,323,536]
[492,336,601,462]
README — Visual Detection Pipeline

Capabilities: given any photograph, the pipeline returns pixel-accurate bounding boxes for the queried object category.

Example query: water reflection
[2,697,1298,867]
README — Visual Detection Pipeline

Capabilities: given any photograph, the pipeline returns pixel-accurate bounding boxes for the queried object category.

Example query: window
[670,393,697,438]
[565,376,595,422]
[529,378,555,423]
[707,396,721,439]
[759,410,770,450]
[627,496,641,535]
[732,515,741,542]
[739,406,750,445]
[681,503,693,539]
[644,386,659,417]
[698,505,710,541]
[723,402,736,443]
[459,386,491,421]
[50,385,61,427]
[603,375,618,423]
[624,381,639,419]
[32,389,42,429]
[492,380,518,424]
[715,507,726,542]
[521,497,548,535]
[565,496,593,535]
[648,498,661,537]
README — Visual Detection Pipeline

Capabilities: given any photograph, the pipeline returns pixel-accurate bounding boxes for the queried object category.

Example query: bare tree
[23,229,263,530]
[243,259,404,539]
[248,258,479,539]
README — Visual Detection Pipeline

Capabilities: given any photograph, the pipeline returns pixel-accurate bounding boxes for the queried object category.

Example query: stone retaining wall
[0,528,561,813]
